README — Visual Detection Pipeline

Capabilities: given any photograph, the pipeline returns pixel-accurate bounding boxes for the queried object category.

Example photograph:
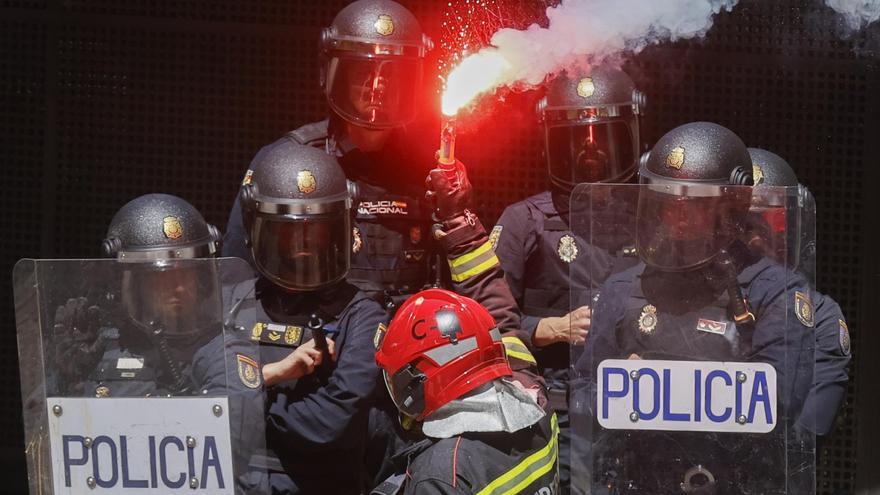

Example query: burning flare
[441,50,512,116]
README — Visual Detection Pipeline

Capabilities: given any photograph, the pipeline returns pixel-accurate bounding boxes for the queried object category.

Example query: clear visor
[546,121,636,186]
[326,55,421,129]
[251,214,351,291]
[636,188,749,271]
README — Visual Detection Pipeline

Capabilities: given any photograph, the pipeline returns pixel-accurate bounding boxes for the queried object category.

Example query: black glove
[53,297,108,393]
[424,159,473,221]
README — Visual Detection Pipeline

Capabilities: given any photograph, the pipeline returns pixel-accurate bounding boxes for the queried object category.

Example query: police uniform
[578,251,817,493]
[223,119,437,306]
[227,277,386,494]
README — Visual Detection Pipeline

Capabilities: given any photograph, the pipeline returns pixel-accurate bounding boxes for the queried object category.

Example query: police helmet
[102,194,222,343]
[240,142,353,291]
[537,64,645,192]
[747,147,816,277]
[637,122,753,271]
[321,0,433,129]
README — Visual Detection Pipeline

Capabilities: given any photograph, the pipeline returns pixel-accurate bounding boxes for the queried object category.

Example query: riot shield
[13,257,267,495]
[568,183,816,495]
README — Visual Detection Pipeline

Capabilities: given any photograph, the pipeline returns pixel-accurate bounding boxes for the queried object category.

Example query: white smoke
[489,0,739,87]
[824,0,880,30]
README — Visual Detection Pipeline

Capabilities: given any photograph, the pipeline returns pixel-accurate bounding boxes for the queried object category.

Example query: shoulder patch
[839,320,851,356]
[236,354,262,389]
[557,234,579,263]
[374,322,388,350]
[795,291,815,328]
[489,225,503,250]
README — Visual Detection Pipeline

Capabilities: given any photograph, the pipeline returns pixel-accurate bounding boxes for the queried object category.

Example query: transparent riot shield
[13,257,267,495]
[568,183,816,495]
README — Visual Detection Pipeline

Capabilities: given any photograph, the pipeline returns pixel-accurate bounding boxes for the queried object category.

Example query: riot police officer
[226,141,386,494]
[223,0,437,308]
[374,289,558,495]
[746,148,850,446]
[63,193,265,492]
[576,123,817,494]
[490,65,644,492]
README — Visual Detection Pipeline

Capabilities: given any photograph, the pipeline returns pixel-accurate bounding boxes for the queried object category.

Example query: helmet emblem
[375,14,395,36]
[435,308,463,344]
[297,170,317,195]
[241,169,254,186]
[557,234,579,263]
[752,163,765,185]
[666,146,685,170]
[576,77,595,98]
[352,227,363,254]
[163,216,183,239]
[638,304,658,335]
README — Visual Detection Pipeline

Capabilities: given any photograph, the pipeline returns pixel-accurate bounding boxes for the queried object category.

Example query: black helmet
[321,0,433,129]
[637,122,753,271]
[240,142,353,291]
[102,194,222,346]
[102,193,221,261]
[537,64,645,192]
[747,147,816,277]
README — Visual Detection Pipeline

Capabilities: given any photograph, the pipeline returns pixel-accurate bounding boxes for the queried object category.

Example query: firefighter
[490,64,644,492]
[226,141,387,494]
[374,288,559,495]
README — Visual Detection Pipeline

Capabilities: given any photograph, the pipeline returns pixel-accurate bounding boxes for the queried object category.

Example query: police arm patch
[839,319,851,355]
[236,354,262,389]
[489,225,503,250]
[795,291,815,327]
[374,323,388,350]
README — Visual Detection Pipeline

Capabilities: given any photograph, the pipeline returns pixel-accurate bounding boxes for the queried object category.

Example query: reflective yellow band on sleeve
[449,241,499,282]
[502,336,537,365]
[476,414,559,495]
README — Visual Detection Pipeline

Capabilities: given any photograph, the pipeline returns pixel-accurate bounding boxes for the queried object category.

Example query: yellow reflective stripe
[502,337,537,365]
[475,414,559,495]
[450,255,500,282]
[450,241,494,268]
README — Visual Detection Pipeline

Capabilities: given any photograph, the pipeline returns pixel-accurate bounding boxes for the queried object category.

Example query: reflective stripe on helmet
[475,413,559,495]
[449,241,500,282]
[501,336,537,366]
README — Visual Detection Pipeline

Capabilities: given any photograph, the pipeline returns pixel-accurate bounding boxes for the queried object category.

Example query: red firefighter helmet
[374,289,512,421]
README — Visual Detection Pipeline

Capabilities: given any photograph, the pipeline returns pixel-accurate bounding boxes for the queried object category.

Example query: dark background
[1,0,878,493]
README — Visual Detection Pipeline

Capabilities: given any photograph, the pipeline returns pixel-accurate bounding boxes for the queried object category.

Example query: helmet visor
[546,121,635,186]
[252,214,350,290]
[326,55,421,129]
[636,188,748,270]
[383,365,426,419]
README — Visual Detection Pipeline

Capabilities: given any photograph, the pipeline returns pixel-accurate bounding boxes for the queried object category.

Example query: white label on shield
[597,359,777,433]
[47,397,234,494]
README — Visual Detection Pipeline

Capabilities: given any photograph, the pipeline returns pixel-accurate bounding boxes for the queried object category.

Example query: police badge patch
[666,146,685,170]
[795,291,815,327]
[375,14,394,36]
[489,225,503,250]
[237,354,261,389]
[557,234,579,263]
[251,322,265,341]
[285,326,302,346]
[163,216,183,239]
[374,323,388,350]
[839,319,851,355]
[577,77,595,98]
[297,170,317,194]
[352,227,363,254]
[639,304,658,335]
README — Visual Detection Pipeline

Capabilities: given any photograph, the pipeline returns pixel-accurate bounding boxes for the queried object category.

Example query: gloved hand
[425,158,473,221]
[53,297,107,392]
[533,305,591,347]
